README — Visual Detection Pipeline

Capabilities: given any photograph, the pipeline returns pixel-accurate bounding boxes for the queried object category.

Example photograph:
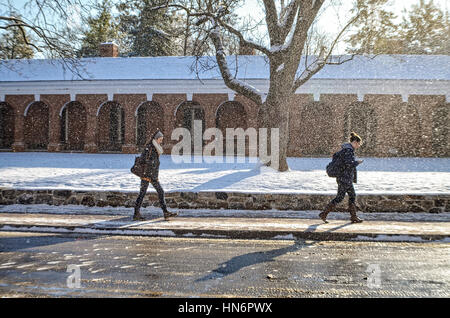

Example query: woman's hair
[349,132,362,143]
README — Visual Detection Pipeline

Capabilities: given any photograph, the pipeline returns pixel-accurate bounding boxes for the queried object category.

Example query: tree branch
[292,11,363,92]
[209,20,263,105]
[215,19,272,56]
[278,0,300,40]
[262,0,280,45]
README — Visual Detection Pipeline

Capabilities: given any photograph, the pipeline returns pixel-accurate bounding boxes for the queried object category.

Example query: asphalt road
[0,231,449,298]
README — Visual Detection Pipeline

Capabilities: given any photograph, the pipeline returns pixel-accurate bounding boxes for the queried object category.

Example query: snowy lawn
[0,152,449,195]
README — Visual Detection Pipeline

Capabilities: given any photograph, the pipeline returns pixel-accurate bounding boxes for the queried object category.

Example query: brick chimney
[99,42,119,57]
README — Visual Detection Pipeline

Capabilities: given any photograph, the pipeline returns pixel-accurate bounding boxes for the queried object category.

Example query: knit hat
[153,130,164,140]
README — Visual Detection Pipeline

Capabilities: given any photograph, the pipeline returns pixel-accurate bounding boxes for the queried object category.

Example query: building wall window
[343,102,377,156]
[298,102,335,156]
[60,101,86,151]
[0,102,14,149]
[136,102,164,149]
[25,101,49,150]
[175,101,205,154]
[432,103,449,157]
[216,101,248,157]
[97,101,124,152]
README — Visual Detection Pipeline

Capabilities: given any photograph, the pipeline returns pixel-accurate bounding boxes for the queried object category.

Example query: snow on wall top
[0,55,449,82]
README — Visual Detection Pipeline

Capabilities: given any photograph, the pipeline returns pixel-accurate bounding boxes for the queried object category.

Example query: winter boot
[163,209,178,221]
[319,203,336,223]
[133,207,146,221]
[348,203,363,223]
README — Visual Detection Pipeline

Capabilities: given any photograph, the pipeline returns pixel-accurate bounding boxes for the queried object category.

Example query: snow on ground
[0,152,449,195]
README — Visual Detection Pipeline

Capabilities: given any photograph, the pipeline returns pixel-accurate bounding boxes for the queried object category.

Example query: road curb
[1,223,448,243]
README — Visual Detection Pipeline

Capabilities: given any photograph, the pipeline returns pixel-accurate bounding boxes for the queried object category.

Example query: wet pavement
[0,231,449,297]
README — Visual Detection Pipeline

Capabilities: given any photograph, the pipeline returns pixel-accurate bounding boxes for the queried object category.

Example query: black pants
[330,181,356,205]
[135,178,167,212]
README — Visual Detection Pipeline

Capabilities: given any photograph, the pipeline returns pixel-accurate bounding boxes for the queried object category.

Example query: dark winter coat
[336,143,360,185]
[141,142,160,181]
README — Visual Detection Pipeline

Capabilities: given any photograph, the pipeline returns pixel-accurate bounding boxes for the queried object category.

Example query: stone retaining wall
[0,188,448,213]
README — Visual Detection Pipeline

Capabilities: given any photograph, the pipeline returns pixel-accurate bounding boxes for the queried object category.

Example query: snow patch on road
[353,235,450,243]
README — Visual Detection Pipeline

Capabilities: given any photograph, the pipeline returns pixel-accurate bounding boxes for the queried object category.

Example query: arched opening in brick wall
[0,102,14,149]
[175,101,205,154]
[392,103,423,157]
[136,101,164,150]
[344,102,377,156]
[298,102,335,156]
[432,102,449,157]
[24,101,49,150]
[97,101,125,152]
[216,101,248,157]
[60,101,86,151]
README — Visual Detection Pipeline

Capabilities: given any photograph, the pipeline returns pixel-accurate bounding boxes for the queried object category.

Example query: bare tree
[153,0,362,171]
[1,0,97,56]
[0,0,96,77]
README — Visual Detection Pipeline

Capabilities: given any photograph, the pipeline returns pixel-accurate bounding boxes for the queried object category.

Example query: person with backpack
[320,132,364,224]
[133,129,178,221]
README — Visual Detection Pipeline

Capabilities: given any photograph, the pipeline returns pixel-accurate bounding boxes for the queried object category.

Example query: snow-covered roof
[0,55,449,82]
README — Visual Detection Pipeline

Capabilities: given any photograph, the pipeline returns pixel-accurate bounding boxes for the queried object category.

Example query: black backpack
[326,150,343,178]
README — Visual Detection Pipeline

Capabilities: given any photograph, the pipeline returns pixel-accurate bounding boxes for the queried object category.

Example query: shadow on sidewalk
[0,212,166,253]
[306,221,353,234]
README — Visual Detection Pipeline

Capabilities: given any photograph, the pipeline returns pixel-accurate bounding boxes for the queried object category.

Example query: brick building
[0,44,449,157]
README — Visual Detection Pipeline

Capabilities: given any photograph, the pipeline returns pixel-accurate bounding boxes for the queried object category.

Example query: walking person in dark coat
[319,132,364,223]
[134,129,178,221]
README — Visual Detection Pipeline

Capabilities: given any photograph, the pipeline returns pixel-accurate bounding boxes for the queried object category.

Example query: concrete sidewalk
[0,212,449,242]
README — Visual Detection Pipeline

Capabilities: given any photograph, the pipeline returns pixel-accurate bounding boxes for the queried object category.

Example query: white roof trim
[1,78,448,103]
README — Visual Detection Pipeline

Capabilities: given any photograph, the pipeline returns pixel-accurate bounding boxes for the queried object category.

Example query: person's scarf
[152,139,164,155]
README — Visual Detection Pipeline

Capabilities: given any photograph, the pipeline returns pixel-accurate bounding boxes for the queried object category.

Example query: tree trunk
[258,93,291,172]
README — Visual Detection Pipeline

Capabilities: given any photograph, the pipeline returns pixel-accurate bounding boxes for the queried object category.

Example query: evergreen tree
[346,0,449,55]
[0,14,35,59]
[346,0,401,54]
[77,0,121,57]
[399,0,450,54]
[117,0,182,57]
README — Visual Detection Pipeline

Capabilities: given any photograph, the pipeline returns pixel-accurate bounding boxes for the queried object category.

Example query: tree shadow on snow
[190,167,261,192]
